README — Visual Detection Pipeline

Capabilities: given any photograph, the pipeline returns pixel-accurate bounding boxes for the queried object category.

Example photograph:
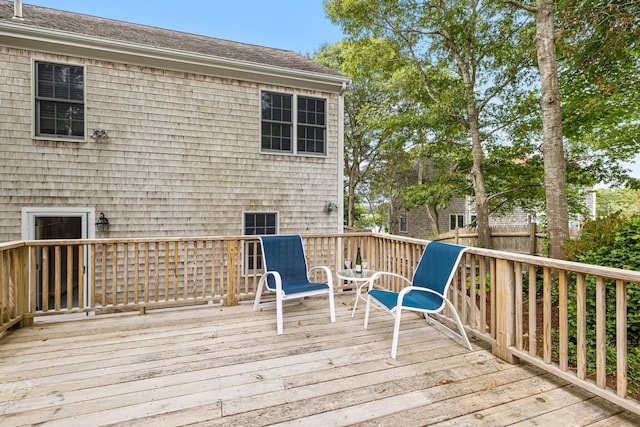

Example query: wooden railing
[0,233,638,414]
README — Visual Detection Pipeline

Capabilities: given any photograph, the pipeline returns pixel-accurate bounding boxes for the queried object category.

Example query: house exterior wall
[397,192,594,240]
[0,48,343,242]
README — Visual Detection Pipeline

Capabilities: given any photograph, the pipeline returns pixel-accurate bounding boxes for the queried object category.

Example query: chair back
[259,235,310,287]
[412,241,466,297]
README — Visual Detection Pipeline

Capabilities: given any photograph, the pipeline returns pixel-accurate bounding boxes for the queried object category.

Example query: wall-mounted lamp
[325,201,339,213]
[90,128,109,140]
[95,212,109,232]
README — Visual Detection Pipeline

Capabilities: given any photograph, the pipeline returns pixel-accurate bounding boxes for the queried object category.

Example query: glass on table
[344,258,351,269]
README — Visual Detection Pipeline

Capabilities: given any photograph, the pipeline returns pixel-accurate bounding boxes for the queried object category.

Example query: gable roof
[0,1,349,92]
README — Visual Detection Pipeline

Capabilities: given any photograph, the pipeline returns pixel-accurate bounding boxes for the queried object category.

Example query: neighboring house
[0,1,350,244]
[393,194,596,239]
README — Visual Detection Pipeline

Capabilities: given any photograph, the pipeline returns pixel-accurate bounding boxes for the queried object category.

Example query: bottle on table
[355,247,362,273]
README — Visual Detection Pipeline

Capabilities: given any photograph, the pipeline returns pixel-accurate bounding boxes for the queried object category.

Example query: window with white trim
[35,61,85,138]
[244,212,278,272]
[261,91,326,155]
[399,214,408,233]
[450,214,464,230]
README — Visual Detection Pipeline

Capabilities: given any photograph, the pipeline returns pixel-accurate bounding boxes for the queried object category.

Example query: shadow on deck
[1,294,638,426]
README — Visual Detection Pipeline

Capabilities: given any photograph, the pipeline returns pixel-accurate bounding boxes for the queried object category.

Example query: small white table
[337,269,377,317]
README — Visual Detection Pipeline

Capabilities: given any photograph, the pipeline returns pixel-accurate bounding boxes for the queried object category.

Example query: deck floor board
[0,294,638,426]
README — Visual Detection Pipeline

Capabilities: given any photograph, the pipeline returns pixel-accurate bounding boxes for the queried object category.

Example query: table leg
[351,286,360,317]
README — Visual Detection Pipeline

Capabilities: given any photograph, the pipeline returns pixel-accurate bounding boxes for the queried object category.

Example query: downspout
[337,81,349,233]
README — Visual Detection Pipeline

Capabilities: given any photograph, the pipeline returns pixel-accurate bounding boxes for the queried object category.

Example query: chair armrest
[397,285,446,307]
[259,270,282,292]
[308,265,334,288]
[367,271,411,292]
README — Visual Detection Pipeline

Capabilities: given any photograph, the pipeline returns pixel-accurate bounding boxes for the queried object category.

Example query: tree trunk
[425,205,440,235]
[347,168,356,227]
[468,104,492,249]
[534,0,569,259]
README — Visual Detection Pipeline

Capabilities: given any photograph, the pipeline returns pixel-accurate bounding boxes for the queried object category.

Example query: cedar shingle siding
[0,1,349,241]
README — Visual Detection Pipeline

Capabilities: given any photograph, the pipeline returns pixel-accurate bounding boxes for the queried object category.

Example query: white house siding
[0,48,343,242]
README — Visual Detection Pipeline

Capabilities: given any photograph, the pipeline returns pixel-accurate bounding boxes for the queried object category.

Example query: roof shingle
[0,1,342,77]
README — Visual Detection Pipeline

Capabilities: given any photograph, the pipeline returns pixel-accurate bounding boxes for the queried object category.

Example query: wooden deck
[1,294,639,426]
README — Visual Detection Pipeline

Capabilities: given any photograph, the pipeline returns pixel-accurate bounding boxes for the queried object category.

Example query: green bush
[564,212,640,394]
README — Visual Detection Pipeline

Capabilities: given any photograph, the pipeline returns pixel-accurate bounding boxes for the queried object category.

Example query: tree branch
[503,0,537,14]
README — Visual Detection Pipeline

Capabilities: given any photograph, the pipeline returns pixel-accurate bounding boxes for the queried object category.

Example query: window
[261,91,326,155]
[35,61,85,138]
[450,214,464,230]
[244,212,278,271]
[297,96,325,154]
[399,214,408,233]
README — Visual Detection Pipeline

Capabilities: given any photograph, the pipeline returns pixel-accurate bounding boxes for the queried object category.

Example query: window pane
[261,91,292,152]
[297,96,326,154]
[297,125,325,154]
[35,62,84,138]
[244,213,278,271]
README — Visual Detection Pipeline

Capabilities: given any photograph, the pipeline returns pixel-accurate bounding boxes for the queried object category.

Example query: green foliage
[595,187,640,217]
[557,0,640,186]
[564,213,640,394]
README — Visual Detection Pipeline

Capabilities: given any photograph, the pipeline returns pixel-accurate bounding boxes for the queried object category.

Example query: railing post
[492,258,516,363]
[529,222,537,255]
[225,240,238,306]
[18,246,32,327]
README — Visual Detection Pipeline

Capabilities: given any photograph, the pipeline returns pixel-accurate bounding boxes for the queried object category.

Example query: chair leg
[328,290,336,323]
[391,308,402,359]
[253,277,265,311]
[447,302,472,350]
[363,295,371,329]
[276,292,284,335]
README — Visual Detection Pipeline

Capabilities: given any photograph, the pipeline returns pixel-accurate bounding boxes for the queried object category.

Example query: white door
[22,208,94,311]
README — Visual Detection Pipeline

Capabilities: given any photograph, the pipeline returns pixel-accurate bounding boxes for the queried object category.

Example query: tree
[504,0,569,259]
[402,135,471,235]
[596,185,640,216]
[326,0,538,248]
[314,40,400,227]
[558,0,640,188]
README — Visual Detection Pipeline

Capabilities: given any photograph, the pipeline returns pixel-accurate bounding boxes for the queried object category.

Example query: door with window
[22,208,93,311]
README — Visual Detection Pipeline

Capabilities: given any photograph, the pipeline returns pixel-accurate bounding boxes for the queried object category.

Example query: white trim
[449,214,464,231]
[31,58,88,142]
[20,207,95,314]
[259,90,328,157]
[242,211,279,276]
[337,90,345,232]
[21,207,96,239]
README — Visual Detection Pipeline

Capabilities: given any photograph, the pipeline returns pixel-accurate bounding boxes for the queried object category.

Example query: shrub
[564,212,640,395]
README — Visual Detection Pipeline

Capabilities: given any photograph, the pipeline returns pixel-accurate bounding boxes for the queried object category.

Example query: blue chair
[253,235,336,334]
[364,241,472,359]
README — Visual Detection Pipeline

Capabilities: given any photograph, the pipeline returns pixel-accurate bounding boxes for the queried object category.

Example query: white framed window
[261,91,326,155]
[399,214,408,233]
[450,214,464,230]
[243,212,278,272]
[34,60,85,139]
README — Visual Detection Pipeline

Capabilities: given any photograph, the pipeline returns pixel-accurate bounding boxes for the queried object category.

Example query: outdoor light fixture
[95,212,109,232]
[90,128,109,140]
[325,201,338,213]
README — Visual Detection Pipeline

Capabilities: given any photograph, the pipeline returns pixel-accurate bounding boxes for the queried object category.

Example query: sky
[22,0,346,55]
